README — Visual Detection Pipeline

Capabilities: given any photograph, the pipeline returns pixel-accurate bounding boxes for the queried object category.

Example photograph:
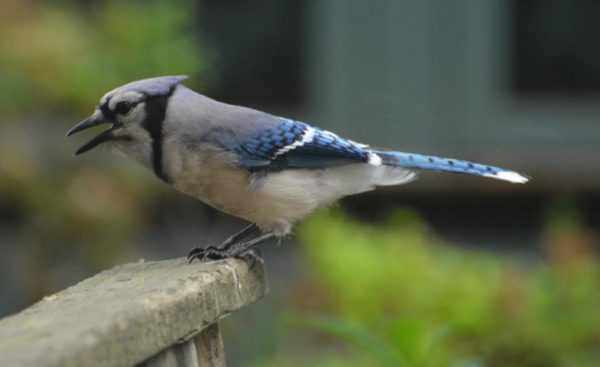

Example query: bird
[67,76,529,262]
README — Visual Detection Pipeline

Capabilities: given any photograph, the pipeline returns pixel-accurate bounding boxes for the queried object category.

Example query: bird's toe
[239,249,263,269]
[187,247,204,263]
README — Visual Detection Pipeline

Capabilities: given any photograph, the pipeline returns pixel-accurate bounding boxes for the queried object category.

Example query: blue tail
[373,150,529,183]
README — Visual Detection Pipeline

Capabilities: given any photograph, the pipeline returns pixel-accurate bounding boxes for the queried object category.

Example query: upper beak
[66,110,114,156]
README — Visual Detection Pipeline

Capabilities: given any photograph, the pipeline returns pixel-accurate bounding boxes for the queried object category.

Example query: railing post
[196,323,226,367]
[141,337,200,367]
[141,321,225,367]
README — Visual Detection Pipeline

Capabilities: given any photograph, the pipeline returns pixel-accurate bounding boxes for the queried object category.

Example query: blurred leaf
[294,207,600,366]
[0,0,211,116]
[297,314,406,367]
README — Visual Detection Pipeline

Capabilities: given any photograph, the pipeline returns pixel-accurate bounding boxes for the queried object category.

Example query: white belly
[166,146,322,234]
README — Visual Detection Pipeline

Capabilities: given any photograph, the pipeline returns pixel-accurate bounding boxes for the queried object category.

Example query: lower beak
[72,129,115,156]
[67,111,115,156]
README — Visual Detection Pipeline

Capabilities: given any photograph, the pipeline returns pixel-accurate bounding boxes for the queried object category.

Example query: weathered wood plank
[0,258,267,367]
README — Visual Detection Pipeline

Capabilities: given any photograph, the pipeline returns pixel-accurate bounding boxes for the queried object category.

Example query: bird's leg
[219,223,258,250]
[187,223,258,263]
[189,232,277,263]
[218,232,277,258]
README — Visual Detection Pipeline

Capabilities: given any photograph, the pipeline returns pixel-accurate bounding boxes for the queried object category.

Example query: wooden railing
[0,258,268,367]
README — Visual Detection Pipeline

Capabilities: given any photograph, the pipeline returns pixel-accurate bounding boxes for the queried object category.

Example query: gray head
[67,76,188,156]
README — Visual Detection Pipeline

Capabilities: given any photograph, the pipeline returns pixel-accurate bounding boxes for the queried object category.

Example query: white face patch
[111,130,153,168]
[103,90,147,129]
[100,90,152,164]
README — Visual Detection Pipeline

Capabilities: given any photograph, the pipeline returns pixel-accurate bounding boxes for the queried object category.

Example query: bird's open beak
[66,110,115,155]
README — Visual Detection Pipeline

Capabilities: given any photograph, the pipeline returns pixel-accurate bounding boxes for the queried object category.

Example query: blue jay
[67,76,529,262]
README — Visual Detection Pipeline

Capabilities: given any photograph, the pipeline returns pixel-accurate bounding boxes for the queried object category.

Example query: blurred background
[1,0,600,365]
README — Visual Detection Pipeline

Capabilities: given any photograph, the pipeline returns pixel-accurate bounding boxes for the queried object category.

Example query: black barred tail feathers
[372,150,529,184]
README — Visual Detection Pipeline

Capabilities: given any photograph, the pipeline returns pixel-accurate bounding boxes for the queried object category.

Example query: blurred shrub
[0,0,209,115]
[294,207,600,367]
[0,0,211,313]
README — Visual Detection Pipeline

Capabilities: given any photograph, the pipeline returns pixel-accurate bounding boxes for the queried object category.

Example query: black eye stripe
[100,102,115,121]
[99,96,142,121]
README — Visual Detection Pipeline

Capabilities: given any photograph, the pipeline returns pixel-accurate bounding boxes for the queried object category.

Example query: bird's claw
[187,245,220,263]
[187,246,205,263]
[187,245,263,267]
[241,248,263,269]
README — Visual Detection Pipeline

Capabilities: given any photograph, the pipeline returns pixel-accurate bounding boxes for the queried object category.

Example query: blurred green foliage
[0,0,210,308]
[0,0,209,115]
[290,207,600,367]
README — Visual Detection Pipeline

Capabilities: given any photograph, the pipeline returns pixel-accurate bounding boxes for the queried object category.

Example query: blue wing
[234,119,372,171]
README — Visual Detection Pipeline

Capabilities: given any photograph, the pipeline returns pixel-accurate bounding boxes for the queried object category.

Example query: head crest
[116,75,188,96]
[102,75,188,103]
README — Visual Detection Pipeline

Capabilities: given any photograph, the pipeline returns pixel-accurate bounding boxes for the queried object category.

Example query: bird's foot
[187,245,263,267]
[188,230,274,266]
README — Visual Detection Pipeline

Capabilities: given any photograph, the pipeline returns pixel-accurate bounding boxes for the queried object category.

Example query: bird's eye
[115,101,132,115]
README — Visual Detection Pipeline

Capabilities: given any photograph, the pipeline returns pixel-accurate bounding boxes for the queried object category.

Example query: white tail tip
[367,152,383,166]
[483,170,530,184]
